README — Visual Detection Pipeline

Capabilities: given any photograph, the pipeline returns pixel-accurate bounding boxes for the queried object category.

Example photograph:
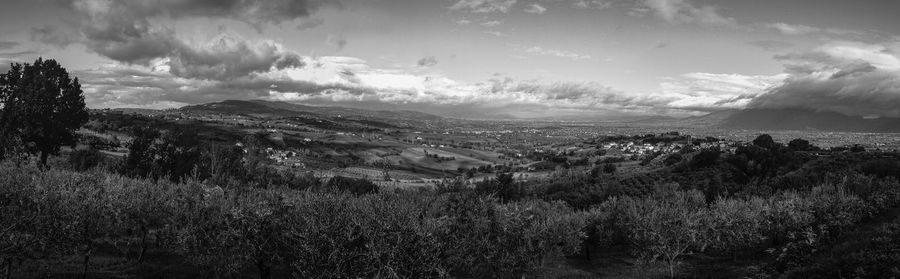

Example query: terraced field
[398,147,495,171]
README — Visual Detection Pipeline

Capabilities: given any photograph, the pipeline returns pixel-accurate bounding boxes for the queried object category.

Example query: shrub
[438,193,584,277]
[322,176,379,195]
[475,172,524,201]
[753,134,779,150]
[67,149,105,171]
[620,190,708,278]
[602,163,617,174]
[788,139,818,152]
[704,197,768,256]
[782,221,900,279]
[690,147,721,169]
[859,159,900,179]
[663,153,683,166]
[288,192,446,279]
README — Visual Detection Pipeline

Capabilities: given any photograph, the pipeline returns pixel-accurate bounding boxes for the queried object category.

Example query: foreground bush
[0,163,585,278]
[4,161,900,278]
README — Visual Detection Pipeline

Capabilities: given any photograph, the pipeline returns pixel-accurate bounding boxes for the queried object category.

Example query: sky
[0,0,898,119]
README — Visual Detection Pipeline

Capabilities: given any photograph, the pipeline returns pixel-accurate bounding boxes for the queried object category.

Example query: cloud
[455,19,473,25]
[30,25,78,47]
[62,0,336,30]
[76,53,689,118]
[75,60,368,109]
[516,45,592,60]
[775,42,900,70]
[481,20,503,27]
[297,18,325,30]
[75,49,813,119]
[0,50,41,58]
[168,34,304,80]
[0,41,19,50]
[449,0,517,13]
[659,72,788,111]
[764,22,863,37]
[747,40,794,52]
[327,34,348,50]
[639,0,735,26]
[765,23,820,35]
[29,0,314,83]
[417,56,439,67]
[524,3,547,14]
[76,26,304,80]
[572,0,612,10]
[749,41,900,117]
[655,42,670,49]
[82,28,180,65]
[484,30,511,37]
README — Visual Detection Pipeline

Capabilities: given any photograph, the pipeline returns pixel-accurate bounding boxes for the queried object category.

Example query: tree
[625,191,708,278]
[322,176,379,195]
[603,163,617,174]
[788,138,816,152]
[201,144,247,186]
[0,58,89,166]
[752,134,778,150]
[120,128,158,179]
[664,153,683,166]
[690,148,721,169]
[119,127,201,182]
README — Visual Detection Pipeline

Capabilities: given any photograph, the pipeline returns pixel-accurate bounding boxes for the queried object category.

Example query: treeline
[67,123,379,193]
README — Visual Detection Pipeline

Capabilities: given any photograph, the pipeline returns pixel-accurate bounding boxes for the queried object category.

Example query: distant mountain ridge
[717,108,900,133]
[171,100,900,133]
[624,108,900,133]
[180,99,446,124]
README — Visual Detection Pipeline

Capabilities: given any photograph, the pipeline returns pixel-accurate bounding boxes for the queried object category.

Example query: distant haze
[1,0,898,119]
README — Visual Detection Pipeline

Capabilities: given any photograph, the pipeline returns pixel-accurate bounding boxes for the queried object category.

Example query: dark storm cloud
[829,63,877,79]
[748,42,900,117]
[417,56,438,67]
[84,29,179,65]
[35,0,321,80]
[79,27,304,80]
[59,0,338,29]
[749,68,900,117]
[168,37,304,80]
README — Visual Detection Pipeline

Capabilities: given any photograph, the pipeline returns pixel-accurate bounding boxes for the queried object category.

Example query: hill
[630,108,900,133]
[717,108,900,133]
[181,100,443,122]
[180,99,451,130]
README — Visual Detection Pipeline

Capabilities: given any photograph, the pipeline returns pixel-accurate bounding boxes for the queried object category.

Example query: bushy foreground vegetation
[0,163,585,278]
[4,158,900,278]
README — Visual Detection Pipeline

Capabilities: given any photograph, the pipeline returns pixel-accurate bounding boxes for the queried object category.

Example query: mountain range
[636,108,900,133]
[171,100,900,133]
